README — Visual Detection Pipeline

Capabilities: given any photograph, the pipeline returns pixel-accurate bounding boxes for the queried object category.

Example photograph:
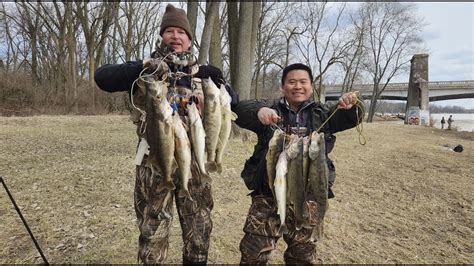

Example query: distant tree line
[429,104,473,114]
[1,2,426,122]
[356,100,473,115]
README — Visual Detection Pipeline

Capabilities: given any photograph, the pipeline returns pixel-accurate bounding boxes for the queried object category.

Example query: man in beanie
[234,63,361,264]
[94,4,238,264]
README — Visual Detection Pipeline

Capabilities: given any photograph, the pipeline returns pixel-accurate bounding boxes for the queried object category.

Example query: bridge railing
[326,80,474,93]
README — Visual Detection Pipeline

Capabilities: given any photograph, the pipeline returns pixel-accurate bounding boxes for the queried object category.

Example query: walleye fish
[187,101,212,186]
[274,150,289,235]
[143,76,176,191]
[302,136,311,223]
[173,113,192,200]
[286,134,306,230]
[214,84,238,174]
[308,131,329,241]
[266,128,285,198]
[201,78,222,173]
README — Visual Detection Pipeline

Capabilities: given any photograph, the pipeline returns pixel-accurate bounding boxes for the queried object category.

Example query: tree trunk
[227,1,239,89]
[249,2,260,71]
[65,2,78,113]
[187,1,198,41]
[198,1,220,65]
[209,9,223,69]
[367,83,379,122]
[234,2,253,100]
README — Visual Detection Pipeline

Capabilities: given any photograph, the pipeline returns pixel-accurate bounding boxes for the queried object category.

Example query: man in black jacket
[94,4,237,264]
[234,63,361,264]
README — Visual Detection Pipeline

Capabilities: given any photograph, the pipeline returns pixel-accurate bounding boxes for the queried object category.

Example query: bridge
[325,80,474,102]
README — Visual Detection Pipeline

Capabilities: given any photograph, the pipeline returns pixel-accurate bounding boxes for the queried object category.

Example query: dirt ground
[0,115,472,264]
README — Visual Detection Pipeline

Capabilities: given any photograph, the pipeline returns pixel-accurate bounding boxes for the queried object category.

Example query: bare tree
[226,1,239,89]
[253,2,295,99]
[226,1,261,100]
[198,1,220,64]
[187,1,198,41]
[113,2,161,63]
[340,9,368,94]
[209,5,225,70]
[360,2,424,122]
[294,2,353,103]
[76,2,119,111]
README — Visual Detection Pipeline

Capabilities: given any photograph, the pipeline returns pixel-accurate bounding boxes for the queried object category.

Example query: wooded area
[1,2,425,121]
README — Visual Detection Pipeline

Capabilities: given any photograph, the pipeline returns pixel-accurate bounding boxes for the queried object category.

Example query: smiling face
[281,69,313,110]
[161,26,192,53]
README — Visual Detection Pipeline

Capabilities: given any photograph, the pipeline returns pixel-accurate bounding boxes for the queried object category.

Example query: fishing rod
[1,176,49,265]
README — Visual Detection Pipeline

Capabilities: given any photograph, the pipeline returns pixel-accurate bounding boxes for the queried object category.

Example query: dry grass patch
[1,116,472,263]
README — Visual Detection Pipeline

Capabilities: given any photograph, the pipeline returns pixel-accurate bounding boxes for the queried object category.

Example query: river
[430,113,474,132]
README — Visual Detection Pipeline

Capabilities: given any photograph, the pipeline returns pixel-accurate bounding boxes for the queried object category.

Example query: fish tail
[278,224,289,235]
[205,161,218,173]
[200,173,213,186]
[295,219,303,231]
[310,222,324,242]
[177,189,192,200]
[302,221,313,229]
[157,179,175,192]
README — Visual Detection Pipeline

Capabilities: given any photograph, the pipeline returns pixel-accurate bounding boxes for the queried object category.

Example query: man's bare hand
[338,91,359,109]
[257,107,281,125]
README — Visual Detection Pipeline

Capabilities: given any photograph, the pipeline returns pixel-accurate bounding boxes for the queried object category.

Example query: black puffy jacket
[94,61,239,109]
[234,97,362,198]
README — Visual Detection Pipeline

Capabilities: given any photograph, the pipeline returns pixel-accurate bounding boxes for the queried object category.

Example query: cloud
[417,2,474,82]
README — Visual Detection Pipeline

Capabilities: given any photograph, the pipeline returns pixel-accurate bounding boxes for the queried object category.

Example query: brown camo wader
[239,195,323,264]
[134,155,213,264]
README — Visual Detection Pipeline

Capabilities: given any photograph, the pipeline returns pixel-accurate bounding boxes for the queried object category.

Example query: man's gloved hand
[195,65,225,87]
[195,65,240,108]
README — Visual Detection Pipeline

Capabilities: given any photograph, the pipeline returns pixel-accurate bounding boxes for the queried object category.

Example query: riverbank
[0,115,472,263]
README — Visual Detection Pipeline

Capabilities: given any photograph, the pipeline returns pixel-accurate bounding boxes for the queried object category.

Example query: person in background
[234,63,362,264]
[447,115,454,130]
[441,116,446,129]
[94,4,238,264]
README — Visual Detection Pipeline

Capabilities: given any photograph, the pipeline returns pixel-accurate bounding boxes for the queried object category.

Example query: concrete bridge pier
[405,54,430,125]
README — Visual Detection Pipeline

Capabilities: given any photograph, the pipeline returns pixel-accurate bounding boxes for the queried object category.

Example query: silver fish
[274,150,289,235]
[187,101,212,186]
[286,134,306,230]
[302,136,311,223]
[173,113,192,200]
[143,77,176,191]
[215,84,237,174]
[266,128,285,198]
[308,131,329,241]
[201,78,222,173]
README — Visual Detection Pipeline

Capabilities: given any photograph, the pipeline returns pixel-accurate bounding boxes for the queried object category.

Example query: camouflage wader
[239,195,323,264]
[134,155,213,264]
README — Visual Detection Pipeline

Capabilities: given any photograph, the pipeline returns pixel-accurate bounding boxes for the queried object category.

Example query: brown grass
[0,116,472,263]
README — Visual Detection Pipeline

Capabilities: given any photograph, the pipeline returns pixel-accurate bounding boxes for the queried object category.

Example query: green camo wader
[134,155,213,264]
[239,195,322,264]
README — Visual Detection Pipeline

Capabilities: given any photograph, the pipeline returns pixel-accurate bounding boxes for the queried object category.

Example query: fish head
[309,131,321,159]
[202,78,220,98]
[187,102,199,121]
[143,77,168,102]
[286,134,301,159]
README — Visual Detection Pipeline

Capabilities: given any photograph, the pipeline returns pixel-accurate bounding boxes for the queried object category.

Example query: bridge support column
[405,54,429,125]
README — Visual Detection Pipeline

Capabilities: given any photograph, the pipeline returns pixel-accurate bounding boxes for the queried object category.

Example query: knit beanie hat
[160,4,192,40]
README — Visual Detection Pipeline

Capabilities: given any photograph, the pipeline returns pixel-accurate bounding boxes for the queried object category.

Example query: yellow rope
[271,93,367,145]
[314,94,367,145]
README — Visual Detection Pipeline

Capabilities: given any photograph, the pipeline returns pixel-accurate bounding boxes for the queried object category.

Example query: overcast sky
[415,2,473,108]
[417,2,473,81]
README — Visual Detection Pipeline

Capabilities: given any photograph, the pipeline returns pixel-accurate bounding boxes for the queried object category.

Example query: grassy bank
[1,115,472,263]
